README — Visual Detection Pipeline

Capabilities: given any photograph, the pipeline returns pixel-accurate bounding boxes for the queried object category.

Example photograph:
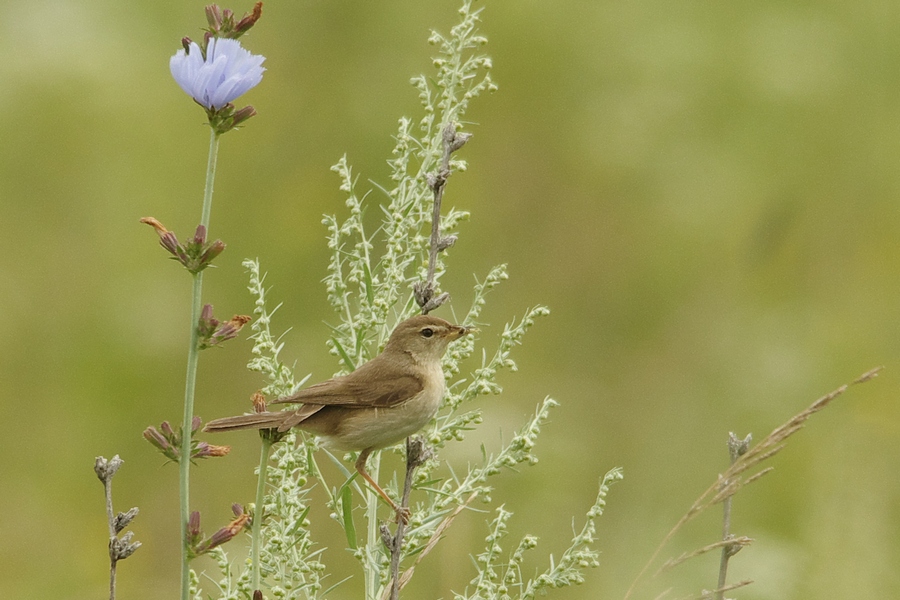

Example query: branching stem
[95,456,139,600]
[385,437,432,600]
[415,123,470,314]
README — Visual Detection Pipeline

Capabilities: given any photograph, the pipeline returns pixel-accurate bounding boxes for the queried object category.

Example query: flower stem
[252,436,273,592]
[180,128,220,600]
[200,128,219,230]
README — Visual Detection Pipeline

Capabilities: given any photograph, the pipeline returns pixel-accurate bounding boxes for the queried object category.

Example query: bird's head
[384,314,473,362]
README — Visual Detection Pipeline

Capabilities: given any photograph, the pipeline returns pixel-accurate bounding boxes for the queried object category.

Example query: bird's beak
[454,324,477,338]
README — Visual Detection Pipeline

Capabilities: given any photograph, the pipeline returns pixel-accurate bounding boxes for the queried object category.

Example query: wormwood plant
[195,2,623,599]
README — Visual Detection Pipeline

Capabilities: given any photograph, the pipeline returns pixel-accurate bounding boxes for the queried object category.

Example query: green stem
[180,128,221,600]
[200,128,218,230]
[252,436,273,592]
[364,454,381,600]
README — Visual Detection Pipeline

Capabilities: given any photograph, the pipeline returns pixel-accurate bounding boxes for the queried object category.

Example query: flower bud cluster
[94,454,123,483]
[143,417,230,461]
[204,2,262,41]
[140,217,225,274]
[187,504,251,558]
[95,456,142,563]
[197,304,251,350]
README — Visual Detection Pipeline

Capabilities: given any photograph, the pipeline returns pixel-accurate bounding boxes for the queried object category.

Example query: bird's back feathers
[269,355,424,408]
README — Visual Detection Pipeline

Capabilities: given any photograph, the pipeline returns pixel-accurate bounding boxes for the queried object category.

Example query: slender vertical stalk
[715,493,734,599]
[180,128,221,600]
[252,436,273,592]
[103,473,117,600]
[200,128,219,230]
[415,123,469,314]
[715,494,735,596]
[715,433,750,600]
[387,438,429,600]
[424,172,444,290]
[365,455,382,600]
[109,550,117,600]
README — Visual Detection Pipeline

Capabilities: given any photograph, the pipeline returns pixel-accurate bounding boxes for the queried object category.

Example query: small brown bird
[205,314,471,520]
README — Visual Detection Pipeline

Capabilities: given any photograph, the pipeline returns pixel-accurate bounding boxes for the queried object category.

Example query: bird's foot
[394,504,411,526]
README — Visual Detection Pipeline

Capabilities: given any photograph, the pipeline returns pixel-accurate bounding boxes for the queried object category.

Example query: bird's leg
[355,448,410,524]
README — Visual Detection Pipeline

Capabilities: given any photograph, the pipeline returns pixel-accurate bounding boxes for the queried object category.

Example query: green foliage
[244,258,303,398]
[322,0,494,367]
[454,467,623,600]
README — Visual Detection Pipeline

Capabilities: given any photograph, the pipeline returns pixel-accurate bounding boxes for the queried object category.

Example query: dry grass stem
[676,579,753,600]
[741,466,774,487]
[622,366,881,600]
[656,536,754,575]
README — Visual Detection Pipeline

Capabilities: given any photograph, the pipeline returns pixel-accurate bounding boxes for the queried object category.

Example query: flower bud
[110,531,141,561]
[252,391,267,413]
[205,5,223,31]
[114,507,139,533]
[235,3,263,35]
[187,511,203,549]
[200,239,226,265]
[230,105,258,129]
[191,224,207,246]
[94,455,124,482]
[193,511,251,556]
[143,426,179,461]
[192,441,231,459]
[197,305,251,350]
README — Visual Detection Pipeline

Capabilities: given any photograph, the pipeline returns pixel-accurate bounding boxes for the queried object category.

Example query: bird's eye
[420,328,434,338]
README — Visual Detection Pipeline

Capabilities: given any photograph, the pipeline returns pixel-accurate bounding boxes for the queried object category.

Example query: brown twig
[414,122,471,314]
[623,367,882,600]
[380,491,480,600]
[383,437,432,600]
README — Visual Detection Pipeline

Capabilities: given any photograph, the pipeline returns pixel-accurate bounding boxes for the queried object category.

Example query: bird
[204,314,472,521]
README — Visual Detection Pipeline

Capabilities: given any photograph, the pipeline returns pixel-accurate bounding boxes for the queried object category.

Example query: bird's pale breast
[322,361,445,451]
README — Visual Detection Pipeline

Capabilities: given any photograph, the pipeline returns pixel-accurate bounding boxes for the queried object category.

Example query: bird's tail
[204,411,287,433]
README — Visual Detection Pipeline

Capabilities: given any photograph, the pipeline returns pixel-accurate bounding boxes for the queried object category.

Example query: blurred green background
[2,0,899,598]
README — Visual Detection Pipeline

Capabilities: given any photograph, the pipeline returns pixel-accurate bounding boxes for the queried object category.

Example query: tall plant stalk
[180,128,221,600]
[251,436,273,592]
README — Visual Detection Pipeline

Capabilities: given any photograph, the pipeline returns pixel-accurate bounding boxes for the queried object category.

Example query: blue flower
[170,37,265,110]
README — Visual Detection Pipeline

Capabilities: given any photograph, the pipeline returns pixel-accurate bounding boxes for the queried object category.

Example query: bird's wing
[278,403,327,431]
[270,362,424,408]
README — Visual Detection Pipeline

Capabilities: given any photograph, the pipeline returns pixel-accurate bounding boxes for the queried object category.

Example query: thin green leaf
[341,484,358,549]
[331,336,356,372]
